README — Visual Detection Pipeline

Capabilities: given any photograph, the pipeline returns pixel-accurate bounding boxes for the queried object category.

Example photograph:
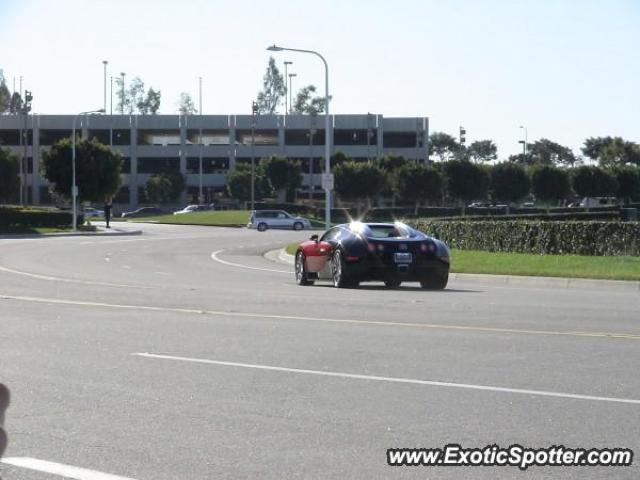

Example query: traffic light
[459,126,466,145]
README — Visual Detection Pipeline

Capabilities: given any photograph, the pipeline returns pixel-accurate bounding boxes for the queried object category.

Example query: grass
[129,210,327,228]
[283,242,640,281]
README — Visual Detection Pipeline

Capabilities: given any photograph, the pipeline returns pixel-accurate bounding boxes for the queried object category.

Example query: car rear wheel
[293,221,303,231]
[331,249,358,288]
[420,272,449,290]
[384,277,402,289]
[295,251,314,286]
[257,222,268,232]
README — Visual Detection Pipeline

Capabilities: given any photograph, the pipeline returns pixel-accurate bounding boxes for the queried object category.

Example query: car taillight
[377,244,385,252]
[421,243,436,253]
[367,243,376,253]
[439,256,450,263]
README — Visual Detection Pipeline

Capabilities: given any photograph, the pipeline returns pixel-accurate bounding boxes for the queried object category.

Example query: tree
[0,70,10,114]
[114,76,161,114]
[0,147,19,202]
[571,166,617,201]
[177,92,197,115]
[581,136,640,166]
[528,138,577,166]
[334,161,387,213]
[292,85,328,115]
[225,164,271,202]
[140,87,161,114]
[442,160,489,213]
[261,156,302,202]
[429,132,460,162]
[41,137,123,203]
[255,57,286,114]
[530,165,571,209]
[613,166,640,204]
[127,77,145,115]
[490,162,530,213]
[395,163,443,214]
[145,173,184,203]
[467,140,497,163]
[8,92,22,114]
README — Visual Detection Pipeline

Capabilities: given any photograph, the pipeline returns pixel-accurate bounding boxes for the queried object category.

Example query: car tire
[420,272,449,290]
[293,221,303,231]
[295,251,314,286]
[384,277,402,289]
[331,249,358,288]
[257,222,268,232]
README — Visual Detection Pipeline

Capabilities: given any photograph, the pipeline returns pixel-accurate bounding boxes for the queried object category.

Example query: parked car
[579,197,618,208]
[247,210,312,231]
[121,207,165,218]
[173,205,212,215]
[83,207,103,218]
[293,221,450,289]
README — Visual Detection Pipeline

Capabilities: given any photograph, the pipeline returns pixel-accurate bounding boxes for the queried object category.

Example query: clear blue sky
[1,0,638,158]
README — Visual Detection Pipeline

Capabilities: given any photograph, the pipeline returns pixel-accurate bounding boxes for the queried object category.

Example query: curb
[267,248,640,292]
[0,229,143,239]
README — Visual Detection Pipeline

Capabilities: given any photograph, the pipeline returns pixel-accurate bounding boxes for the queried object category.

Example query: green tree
[334,161,387,213]
[0,147,19,202]
[177,92,197,115]
[490,162,530,213]
[582,136,612,161]
[429,132,461,162]
[225,164,271,202]
[530,165,571,210]
[262,156,302,202]
[581,136,640,166]
[467,140,498,163]
[291,85,328,115]
[144,174,174,203]
[613,166,640,204]
[8,92,22,114]
[256,57,286,114]
[140,87,161,114]
[443,160,489,213]
[528,138,577,166]
[41,137,123,203]
[571,166,618,202]
[395,163,443,214]
[0,70,10,114]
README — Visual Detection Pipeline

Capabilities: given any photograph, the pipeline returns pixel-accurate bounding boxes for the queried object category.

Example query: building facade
[0,113,429,207]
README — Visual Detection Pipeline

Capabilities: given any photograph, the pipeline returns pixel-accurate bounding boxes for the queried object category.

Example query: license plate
[394,252,413,263]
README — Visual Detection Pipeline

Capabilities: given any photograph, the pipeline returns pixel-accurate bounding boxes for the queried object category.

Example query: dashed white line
[210,249,289,273]
[1,457,137,480]
[134,352,640,405]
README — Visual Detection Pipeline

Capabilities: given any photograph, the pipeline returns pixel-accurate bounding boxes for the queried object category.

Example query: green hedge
[0,208,81,228]
[421,211,621,222]
[406,219,640,256]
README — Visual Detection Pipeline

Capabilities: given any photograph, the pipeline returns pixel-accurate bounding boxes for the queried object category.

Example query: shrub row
[0,208,81,228]
[424,211,622,222]
[405,219,640,256]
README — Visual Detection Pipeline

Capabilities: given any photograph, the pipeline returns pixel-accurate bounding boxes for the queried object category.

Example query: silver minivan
[248,210,312,231]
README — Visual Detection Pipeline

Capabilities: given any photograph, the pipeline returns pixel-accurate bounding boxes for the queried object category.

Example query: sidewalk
[0,222,142,239]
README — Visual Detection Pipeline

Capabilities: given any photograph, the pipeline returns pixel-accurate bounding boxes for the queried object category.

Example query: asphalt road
[0,223,638,479]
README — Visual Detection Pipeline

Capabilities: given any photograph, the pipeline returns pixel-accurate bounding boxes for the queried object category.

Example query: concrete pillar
[32,115,41,204]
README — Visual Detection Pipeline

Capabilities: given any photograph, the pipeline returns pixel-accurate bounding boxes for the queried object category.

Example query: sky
[0,0,638,158]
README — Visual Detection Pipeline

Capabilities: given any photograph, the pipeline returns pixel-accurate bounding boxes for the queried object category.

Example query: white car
[173,205,210,215]
[247,210,312,231]
[83,207,103,218]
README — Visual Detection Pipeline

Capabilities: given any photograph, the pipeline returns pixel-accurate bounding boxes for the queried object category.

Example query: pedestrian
[104,200,112,229]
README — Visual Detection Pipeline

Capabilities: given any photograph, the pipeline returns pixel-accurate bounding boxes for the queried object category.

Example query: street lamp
[519,125,528,159]
[120,72,125,114]
[102,60,108,113]
[72,109,105,231]
[283,61,293,114]
[267,44,332,229]
[288,73,297,114]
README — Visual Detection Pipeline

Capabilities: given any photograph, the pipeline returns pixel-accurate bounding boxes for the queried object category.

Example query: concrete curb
[266,248,640,292]
[0,229,143,239]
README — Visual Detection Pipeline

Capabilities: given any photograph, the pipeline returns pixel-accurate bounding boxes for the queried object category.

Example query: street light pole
[519,125,528,160]
[283,61,292,115]
[288,73,297,114]
[120,72,125,114]
[251,101,258,211]
[102,60,108,113]
[72,109,105,231]
[267,45,331,229]
[199,76,203,204]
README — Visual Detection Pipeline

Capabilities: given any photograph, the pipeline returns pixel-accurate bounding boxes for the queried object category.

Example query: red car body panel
[299,240,333,273]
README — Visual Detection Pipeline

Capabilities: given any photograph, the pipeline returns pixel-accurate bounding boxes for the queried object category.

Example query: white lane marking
[134,353,640,405]
[2,293,639,340]
[1,457,137,480]
[0,264,152,289]
[211,249,289,274]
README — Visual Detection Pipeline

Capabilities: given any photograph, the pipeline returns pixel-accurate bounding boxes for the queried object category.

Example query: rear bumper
[345,255,449,282]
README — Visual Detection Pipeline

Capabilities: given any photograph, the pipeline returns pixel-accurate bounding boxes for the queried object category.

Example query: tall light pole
[268,45,332,228]
[102,60,108,113]
[109,76,113,145]
[519,125,528,160]
[288,73,297,114]
[251,101,259,211]
[283,61,292,114]
[198,76,203,203]
[120,72,125,114]
[72,109,105,231]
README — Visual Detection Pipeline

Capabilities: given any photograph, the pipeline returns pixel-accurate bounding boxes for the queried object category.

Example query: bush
[405,219,640,256]
[0,207,81,228]
[417,211,621,222]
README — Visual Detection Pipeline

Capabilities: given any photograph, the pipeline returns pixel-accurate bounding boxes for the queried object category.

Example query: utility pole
[309,114,316,199]
[251,101,259,211]
[288,73,297,114]
[198,76,203,204]
[120,72,125,114]
[20,90,33,206]
[283,61,292,114]
[109,76,113,145]
[102,60,108,113]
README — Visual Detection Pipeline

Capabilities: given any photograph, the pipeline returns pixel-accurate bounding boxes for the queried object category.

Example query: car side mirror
[310,234,319,243]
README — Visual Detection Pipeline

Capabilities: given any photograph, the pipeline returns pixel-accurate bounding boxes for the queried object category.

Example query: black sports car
[294,221,450,289]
